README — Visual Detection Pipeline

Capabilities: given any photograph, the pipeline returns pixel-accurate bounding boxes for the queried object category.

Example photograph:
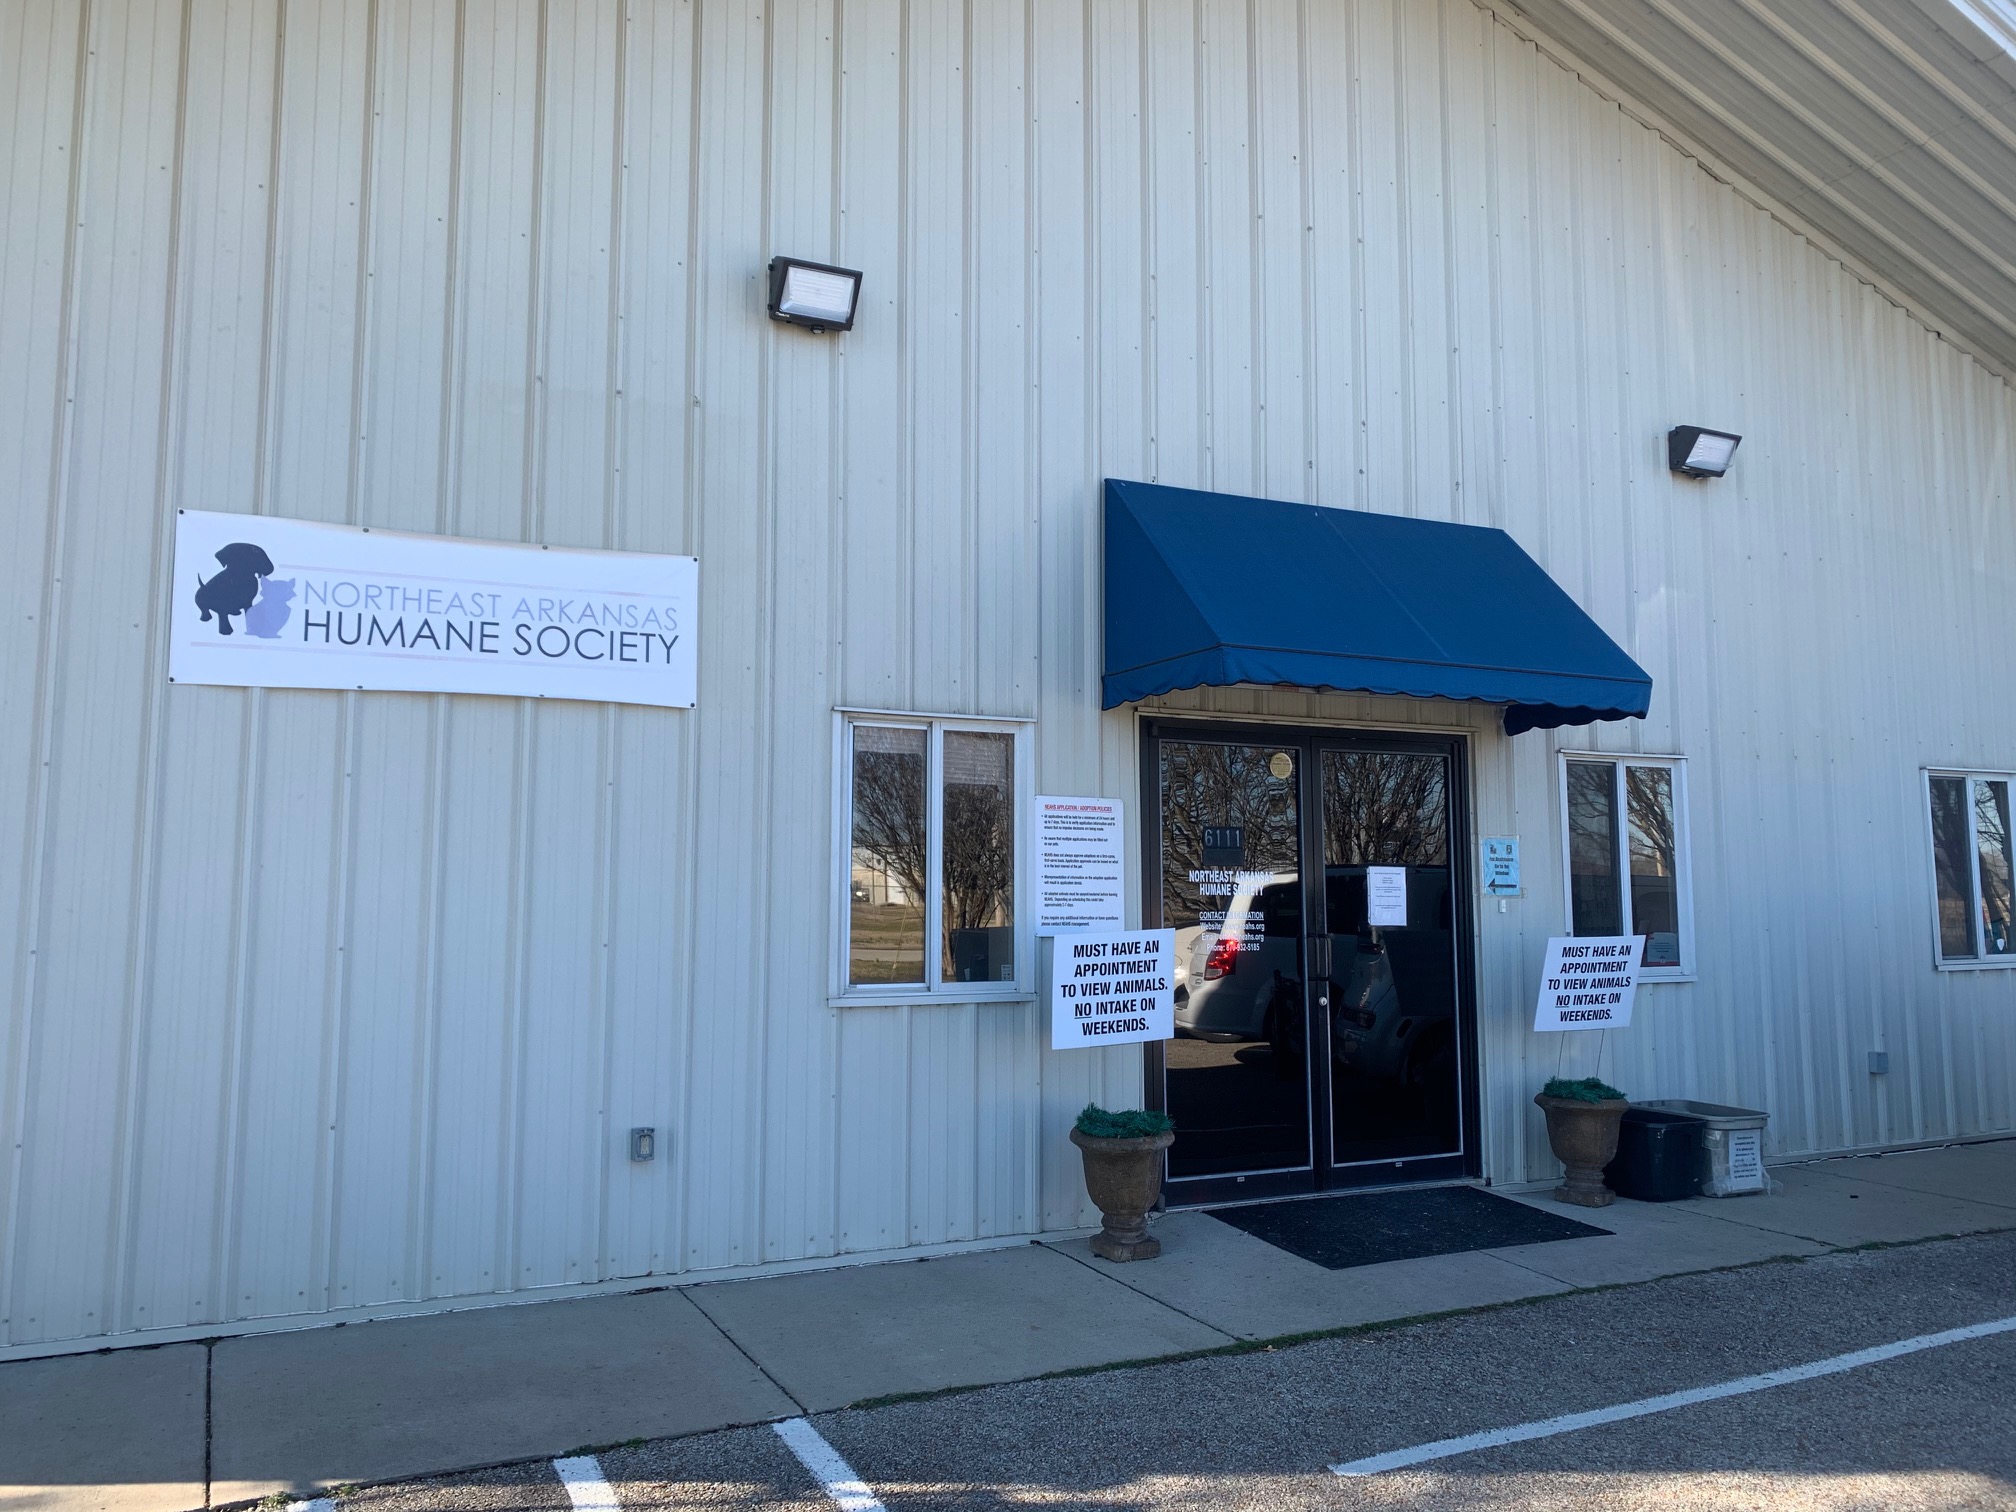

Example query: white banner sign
[1050,929,1175,1049]
[1034,796,1126,933]
[168,509,698,708]
[1532,935,1644,1031]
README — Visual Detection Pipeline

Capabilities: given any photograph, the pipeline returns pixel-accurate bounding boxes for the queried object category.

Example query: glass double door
[1148,722,1477,1202]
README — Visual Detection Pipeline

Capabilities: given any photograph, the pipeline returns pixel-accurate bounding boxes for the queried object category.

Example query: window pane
[1321,750,1448,867]
[1566,761,1622,936]
[1319,749,1461,1169]
[1976,780,2013,957]
[943,731,1015,983]
[1929,776,1976,959]
[1158,739,1307,1179]
[1626,766,1682,968]
[850,726,928,984]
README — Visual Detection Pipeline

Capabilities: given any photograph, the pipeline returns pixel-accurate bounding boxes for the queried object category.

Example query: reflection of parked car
[1172,924,1200,1004]
[1174,873,1301,1042]
[1175,863,1457,1100]
[1328,867,1456,1099]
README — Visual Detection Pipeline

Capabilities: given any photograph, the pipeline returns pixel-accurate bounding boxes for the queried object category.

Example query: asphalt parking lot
[340,1229,2016,1512]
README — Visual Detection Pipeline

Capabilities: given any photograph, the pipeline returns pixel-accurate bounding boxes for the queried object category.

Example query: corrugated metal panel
[1496,0,2016,377]
[1,0,2013,1354]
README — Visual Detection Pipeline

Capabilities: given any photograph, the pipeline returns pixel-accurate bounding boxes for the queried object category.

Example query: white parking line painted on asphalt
[1332,1313,2016,1477]
[774,1417,888,1512]
[553,1454,622,1512]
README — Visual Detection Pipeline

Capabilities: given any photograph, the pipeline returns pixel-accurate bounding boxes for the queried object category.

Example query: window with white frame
[1925,771,2016,966]
[1559,755,1693,976]
[837,714,1030,996]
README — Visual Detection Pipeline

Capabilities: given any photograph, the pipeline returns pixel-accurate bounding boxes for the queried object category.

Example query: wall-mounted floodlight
[767,257,862,333]
[1667,426,1742,478]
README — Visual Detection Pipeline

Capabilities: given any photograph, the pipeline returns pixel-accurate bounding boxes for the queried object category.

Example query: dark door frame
[1140,716,1483,1208]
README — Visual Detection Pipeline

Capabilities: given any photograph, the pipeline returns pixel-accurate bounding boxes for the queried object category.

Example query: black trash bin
[1604,1107,1704,1201]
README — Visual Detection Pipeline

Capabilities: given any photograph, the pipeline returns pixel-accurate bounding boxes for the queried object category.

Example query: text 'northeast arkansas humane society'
[169,509,698,709]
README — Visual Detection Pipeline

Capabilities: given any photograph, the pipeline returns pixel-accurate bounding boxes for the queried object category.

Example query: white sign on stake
[1050,929,1175,1049]
[1366,866,1408,927]
[168,509,698,708]
[1034,796,1126,933]
[1532,935,1644,1031]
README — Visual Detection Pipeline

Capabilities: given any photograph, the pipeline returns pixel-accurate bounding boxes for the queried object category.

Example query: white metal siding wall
[2,0,2011,1352]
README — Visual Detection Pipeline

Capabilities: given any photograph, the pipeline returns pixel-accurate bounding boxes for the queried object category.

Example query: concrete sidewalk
[6,1140,2012,1512]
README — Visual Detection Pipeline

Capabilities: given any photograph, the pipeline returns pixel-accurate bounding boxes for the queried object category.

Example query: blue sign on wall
[1482,837,1521,897]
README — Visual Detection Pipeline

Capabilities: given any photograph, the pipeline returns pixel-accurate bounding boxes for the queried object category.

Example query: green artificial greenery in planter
[1070,1104,1176,1261]
[1074,1106,1176,1140]
[1534,1077,1630,1207]
[1542,1076,1627,1103]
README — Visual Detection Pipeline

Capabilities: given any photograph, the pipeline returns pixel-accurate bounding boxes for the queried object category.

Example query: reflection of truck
[1326,867,1456,1101]
[1174,864,1457,1099]
[1173,872,1301,1042]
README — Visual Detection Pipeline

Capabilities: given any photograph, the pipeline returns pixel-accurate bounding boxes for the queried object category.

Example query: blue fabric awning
[1102,480,1651,735]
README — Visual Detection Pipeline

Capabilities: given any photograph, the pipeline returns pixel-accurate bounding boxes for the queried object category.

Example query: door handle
[1307,935,1331,980]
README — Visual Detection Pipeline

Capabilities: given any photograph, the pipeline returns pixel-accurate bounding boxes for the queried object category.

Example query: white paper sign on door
[1366,866,1408,927]
[1034,796,1126,932]
[1532,935,1644,1031]
[1050,929,1175,1049]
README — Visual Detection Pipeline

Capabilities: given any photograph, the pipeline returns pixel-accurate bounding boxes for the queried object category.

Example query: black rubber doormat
[1206,1185,1611,1270]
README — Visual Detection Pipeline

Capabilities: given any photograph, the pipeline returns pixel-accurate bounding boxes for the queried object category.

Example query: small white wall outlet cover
[629,1126,656,1161]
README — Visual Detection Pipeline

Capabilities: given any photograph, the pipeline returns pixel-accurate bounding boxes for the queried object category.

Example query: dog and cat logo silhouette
[193,542,295,638]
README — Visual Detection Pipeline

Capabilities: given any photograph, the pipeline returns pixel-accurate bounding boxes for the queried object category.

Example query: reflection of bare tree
[1566,762,1615,867]
[1976,779,2013,950]
[1160,743,1300,929]
[1321,752,1446,865]
[1626,767,1675,876]
[944,733,1014,937]
[1930,776,1974,955]
[853,738,928,904]
[1623,766,1681,957]
[1566,761,1620,935]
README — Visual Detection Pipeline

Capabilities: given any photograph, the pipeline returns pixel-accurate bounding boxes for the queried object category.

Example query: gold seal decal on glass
[1269,752,1294,780]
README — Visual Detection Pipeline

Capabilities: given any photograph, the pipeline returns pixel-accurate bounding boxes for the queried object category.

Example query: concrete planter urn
[1535,1091,1629,1207]
[1071,1118,1176,1262]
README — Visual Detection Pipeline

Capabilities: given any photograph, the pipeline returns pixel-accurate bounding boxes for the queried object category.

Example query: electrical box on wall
[629,1127,657,1162]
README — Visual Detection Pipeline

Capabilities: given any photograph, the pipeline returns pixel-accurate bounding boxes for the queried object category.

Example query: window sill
[1933,956,2016,972]
[829,990,1038,1009]
[1638,972,1697,985]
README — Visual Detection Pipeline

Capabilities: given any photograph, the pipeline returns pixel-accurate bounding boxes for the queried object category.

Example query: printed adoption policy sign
[1532,936,1644,1032]
[168,510,697,708]
[1366,866,1408,927]
[1050,929,1175,1049]
[1034,795,1126,933]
